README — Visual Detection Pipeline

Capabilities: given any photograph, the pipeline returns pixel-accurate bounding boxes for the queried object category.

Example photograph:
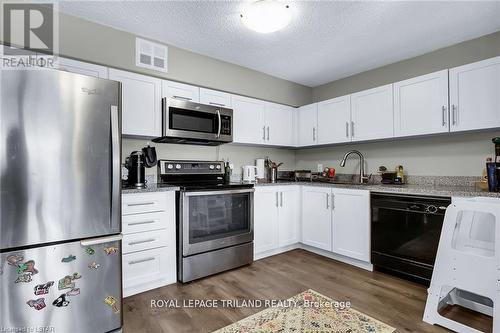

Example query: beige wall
[295,131,499,177]
[312,31,500,102]
[123,139,296,179]
[56,13,311,107]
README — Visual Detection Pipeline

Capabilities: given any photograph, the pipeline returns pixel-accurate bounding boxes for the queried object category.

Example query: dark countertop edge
[121,182,499,198]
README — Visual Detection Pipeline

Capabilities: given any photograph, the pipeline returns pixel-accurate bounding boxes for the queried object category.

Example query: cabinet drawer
[122,193,167,215]
[122,211,168,235]
[122,247,176,295]
[122,229,168,254]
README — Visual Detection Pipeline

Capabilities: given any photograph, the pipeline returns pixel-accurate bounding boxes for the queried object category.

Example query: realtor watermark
[0,326,55,333]
[151,298,351,310]
[1,1,58,69]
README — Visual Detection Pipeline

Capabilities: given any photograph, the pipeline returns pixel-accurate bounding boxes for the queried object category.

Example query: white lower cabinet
[331,189,370,262]
[121,192,176,297]
[254,186,300,257]
[301,187,332,251]
[301,186,370,262]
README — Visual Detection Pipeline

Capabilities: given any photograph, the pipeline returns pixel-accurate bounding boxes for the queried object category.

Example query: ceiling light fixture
[240,1,292,34]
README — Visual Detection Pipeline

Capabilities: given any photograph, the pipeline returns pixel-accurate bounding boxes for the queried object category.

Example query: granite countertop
[255,181,500,198]
[122,180,499,198]
[122,183,180,194]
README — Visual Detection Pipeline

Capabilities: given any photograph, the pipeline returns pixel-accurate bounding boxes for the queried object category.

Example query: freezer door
[1,70,121,249]
[0,238,122,333]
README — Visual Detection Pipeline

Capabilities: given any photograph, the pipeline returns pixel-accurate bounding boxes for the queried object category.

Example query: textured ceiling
[58,1,500,87]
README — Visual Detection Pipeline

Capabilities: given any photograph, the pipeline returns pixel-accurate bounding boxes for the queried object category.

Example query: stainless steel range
[158,160,254,282]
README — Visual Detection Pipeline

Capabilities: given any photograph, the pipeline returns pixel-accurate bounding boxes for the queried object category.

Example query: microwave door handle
[162,97,167,135]
[216,109,221,138]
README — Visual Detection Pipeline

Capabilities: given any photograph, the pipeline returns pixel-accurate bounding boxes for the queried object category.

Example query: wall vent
[135,37,168,72]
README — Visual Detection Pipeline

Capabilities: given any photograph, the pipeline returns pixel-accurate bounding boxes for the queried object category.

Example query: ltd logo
[2,3,55,55]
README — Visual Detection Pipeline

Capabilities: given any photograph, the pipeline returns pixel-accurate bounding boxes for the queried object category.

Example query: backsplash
[122,138,296,182]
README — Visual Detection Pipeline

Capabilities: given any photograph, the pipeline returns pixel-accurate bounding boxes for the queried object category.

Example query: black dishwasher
[371,193,451,285]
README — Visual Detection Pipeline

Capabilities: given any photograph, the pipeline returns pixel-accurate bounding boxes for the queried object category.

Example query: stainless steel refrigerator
[0,69,122,333]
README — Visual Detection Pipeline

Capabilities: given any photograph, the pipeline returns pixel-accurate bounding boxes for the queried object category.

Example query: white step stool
[423,196,500,333]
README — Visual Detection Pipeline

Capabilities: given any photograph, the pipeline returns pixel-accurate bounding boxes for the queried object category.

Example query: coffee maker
[487,137,500,192]
[125,145,157,188]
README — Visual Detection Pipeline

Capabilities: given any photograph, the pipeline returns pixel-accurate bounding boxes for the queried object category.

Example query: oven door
[181,189,254,256]
[163,98,232,143]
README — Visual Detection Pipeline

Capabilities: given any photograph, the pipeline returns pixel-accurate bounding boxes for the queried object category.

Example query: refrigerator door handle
[110,105,121,232]
[80,234,123,246]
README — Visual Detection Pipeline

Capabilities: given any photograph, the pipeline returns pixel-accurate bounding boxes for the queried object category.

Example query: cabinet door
[331,189,370,261]
[109,69,161,137]
[162,80,200,102]
[55,57,108,78]
[278,186,301,247]
[265,102,294,146]
[254,188,279,254]
[297,103,318,146]
[199,88,231,107]
[317,96,351,144]
[301,186,332,251]
[231,95,266,144]
[351,84,394,141]
[394,70,449,137]
[450,57,500,132]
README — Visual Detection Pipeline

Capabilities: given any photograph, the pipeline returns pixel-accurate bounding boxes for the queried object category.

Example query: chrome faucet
[340,150,369,184]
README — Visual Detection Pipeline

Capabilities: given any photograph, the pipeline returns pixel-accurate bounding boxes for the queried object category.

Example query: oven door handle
[183,189,255,197]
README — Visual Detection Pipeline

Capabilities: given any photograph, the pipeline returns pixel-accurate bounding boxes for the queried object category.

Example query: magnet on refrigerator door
[103,247,118,255]
[15,274,32,284]
[52,294,70,307]
[65,288,80,296]
[27,298,46,310]
[7,254,24,266]
[104,296,119,314]
[85,247,95,255]
[61,255,76,263]
[34,281,54,295]
[88,261,101,270]
[17,260,38,275]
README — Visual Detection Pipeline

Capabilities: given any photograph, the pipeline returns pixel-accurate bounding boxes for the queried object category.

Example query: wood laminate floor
[123,249,491,333]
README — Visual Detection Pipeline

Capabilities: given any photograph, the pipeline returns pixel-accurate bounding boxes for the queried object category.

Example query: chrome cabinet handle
[127,202,154,207]
[313,127,316,141]
[209,102,225,107]
[331,194,335,210]
[442,106,447,126]
[452,104,457,125]
[267,126,270,141]
[172,95,192,101]
[326,193,330,209]
[110,105,120,232]
[262,126,266,140]
[280,192,283,207]
[345,122,349,138]
[275,192,279,207]
[128,257,155,265]
[128,220,155,226]
[351,121,355,138]
[216,109,221,138]
[128,238,156,246]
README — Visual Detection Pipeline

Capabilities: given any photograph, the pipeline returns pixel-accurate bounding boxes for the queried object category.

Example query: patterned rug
[213,289,396,333]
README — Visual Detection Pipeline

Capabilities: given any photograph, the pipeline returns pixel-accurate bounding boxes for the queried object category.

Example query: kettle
[242,165,258,182]
[125,151,146,188]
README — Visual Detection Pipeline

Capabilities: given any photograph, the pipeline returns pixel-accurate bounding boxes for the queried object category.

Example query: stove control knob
[167,164,174,170]
[209,165,215,170]
[215,165,221,170]
[175,164,182,170]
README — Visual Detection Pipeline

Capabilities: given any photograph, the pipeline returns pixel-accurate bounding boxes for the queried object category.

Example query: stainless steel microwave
[153,97,233,145]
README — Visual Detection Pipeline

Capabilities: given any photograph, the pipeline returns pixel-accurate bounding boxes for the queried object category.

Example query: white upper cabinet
[301,186,332,251]
[264,102,294,146]
[331,189,370,262]
[109,69,162,137]
[394,70,449,137]
[162,80,200,103]
[199,88,231,107]
[55,57,108,78]
[317,96,351,144]
[297,103,318,146]
[449,57,500,132]
[231,95,266,144]
[351,84,394,141]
